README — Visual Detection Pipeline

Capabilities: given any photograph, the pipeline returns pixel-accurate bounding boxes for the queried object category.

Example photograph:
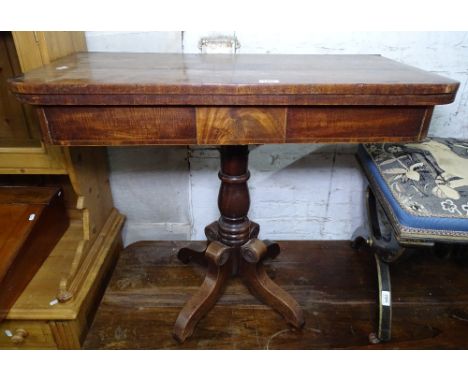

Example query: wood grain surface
[42,106,196,145]
[8,52,459,146]
[0,211,123,349]
[9,53,458,104]
[84,241,468,349]
[197,107,286,144]
[0,186,63,204]
[286,106,432,142]
[0,32,37,146]
[38,105,434,145]
[0,187,69,322]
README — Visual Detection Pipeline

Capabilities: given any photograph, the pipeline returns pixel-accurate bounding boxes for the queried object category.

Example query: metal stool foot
[375,254,392,342]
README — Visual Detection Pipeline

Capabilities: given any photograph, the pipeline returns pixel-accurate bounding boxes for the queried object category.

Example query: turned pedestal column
[173,145,304,342]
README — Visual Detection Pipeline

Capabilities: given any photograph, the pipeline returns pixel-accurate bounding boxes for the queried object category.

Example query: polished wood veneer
[41,106,197,145]
[9,52,459,342]
[286,106,432,142]
[196,107,287,145]
[9,53,458,146]
[38,105,432,145]
[9,53,458,102]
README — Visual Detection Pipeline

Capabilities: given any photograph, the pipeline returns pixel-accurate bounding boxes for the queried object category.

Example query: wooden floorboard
[83,241,468,349]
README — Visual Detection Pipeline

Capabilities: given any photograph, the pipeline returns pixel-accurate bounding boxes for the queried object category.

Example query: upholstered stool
[352,138,468,343]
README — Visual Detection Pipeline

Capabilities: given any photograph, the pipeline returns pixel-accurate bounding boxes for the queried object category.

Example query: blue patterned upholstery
[357,139,468,242]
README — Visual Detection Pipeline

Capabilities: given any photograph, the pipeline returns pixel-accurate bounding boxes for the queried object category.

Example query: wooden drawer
[0,320,56,349]
[286,106,433,143]
[40,106,197,145]
[38,105,433,145]
[196,107,286,144]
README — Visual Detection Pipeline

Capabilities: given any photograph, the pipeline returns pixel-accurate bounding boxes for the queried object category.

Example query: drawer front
[287,106,432,143]
[39,105,433,145]
[41,106,197,145]
[196,107,287,144]
[0,320,56,349]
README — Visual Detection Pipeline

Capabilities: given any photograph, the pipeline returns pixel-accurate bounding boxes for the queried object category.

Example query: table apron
[37,105,433,146]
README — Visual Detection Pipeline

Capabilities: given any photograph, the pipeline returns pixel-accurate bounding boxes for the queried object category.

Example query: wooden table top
[9,53,458,106]
[8,53,460,145]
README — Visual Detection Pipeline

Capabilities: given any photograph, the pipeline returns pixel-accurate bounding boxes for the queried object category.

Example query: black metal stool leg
[351,187,400,344]
[370,253,392,343]
[351,225,371,250]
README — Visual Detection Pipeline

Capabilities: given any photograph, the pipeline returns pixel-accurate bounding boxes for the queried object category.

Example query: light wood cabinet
[0,31,124,349]
[0,31,82,172]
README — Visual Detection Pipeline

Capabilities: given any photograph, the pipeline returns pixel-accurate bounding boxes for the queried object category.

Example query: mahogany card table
[9,53,459,342]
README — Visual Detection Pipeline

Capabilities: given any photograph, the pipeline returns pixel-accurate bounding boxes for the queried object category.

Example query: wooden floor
[84,241,468,349]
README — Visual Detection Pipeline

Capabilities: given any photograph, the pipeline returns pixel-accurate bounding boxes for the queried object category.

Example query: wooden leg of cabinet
[49,320,81,349]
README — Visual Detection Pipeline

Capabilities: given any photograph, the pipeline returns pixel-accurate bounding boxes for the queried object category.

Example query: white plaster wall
[85,31,468,245]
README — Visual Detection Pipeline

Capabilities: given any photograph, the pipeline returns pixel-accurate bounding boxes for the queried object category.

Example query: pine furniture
[0,32,124,349]
[0,186,68,323]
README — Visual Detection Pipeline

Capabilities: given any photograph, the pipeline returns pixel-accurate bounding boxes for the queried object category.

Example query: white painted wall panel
[85,32,468,245]
[108,146,191,244]
[86,31,182,52]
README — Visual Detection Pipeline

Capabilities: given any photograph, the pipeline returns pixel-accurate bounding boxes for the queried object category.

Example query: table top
[9,53,459,106]
[8,53,460,145]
